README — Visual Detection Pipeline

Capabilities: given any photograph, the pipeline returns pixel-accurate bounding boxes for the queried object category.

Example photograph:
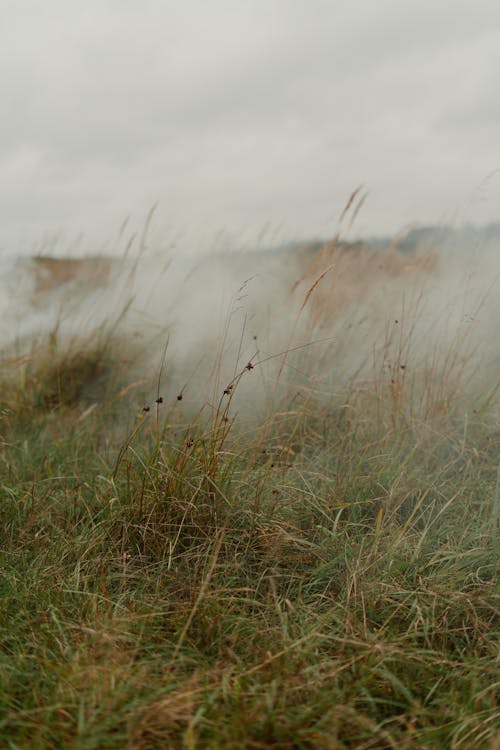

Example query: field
[0,230,499,748]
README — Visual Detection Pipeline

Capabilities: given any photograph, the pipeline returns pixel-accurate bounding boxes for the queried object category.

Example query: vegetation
[0,247,499,749]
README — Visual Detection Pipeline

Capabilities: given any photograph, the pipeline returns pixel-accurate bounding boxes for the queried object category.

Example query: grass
[0,250,499,749]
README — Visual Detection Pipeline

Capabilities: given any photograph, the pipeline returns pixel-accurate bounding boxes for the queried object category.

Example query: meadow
[0,224,498,749]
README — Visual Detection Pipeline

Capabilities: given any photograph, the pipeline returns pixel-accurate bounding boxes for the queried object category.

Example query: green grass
[0,330,498,749]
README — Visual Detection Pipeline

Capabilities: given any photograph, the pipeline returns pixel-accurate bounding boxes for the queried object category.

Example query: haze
[1,1,500,254]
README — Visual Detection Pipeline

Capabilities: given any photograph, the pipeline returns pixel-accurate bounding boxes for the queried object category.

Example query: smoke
[2,224,500,418]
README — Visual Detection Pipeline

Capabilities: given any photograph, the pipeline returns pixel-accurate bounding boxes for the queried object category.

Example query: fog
[2,4,500,414]
[1,220,499,423]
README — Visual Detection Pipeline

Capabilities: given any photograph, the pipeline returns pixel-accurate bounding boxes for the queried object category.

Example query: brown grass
[31,256,115,294]
[293,240,439,325]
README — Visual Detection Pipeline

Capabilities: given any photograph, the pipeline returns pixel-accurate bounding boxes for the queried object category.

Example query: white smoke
[1,224,500,419]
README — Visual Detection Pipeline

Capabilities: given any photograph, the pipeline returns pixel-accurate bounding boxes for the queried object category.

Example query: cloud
[1,0,500,251]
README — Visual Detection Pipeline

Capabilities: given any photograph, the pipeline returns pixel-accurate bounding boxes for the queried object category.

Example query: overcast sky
[1,1,499,254]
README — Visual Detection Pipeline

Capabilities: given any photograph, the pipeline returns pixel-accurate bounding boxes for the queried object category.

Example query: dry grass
[293,238,438,326]
[0,228,498,749]
[31,256,115,294]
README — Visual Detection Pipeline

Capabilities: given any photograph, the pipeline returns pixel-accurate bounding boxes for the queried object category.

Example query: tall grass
[0,234,499,749]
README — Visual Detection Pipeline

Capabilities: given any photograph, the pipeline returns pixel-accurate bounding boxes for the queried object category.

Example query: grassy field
[0,242,499,749]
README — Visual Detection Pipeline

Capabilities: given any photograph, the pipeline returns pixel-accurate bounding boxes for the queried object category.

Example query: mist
[1,2,500,415]
[2,216,500,426]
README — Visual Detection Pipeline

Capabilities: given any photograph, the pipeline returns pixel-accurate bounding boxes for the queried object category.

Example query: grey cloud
[1,0,500,250]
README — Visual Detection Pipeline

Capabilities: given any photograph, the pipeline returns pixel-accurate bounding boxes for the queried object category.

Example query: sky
[1,0,500,255]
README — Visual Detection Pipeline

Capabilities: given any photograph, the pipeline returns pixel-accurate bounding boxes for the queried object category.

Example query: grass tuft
[0,246,499,749]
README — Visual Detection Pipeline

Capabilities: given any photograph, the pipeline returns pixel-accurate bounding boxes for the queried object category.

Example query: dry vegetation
[29,257,116,298]
[0,227,499,749]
